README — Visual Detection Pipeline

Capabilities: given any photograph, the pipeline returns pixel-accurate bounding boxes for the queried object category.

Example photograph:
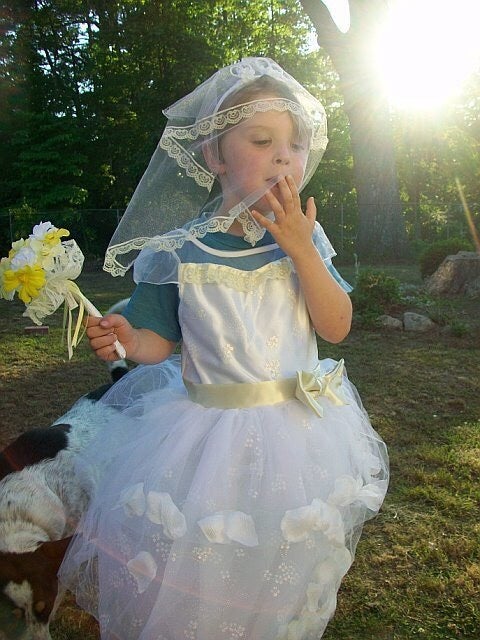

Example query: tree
[393,70,480,245]
[0,0,90,210]
[300,0,410,261]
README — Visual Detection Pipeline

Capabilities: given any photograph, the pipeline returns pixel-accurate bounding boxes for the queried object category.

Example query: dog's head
[0,537,72,640]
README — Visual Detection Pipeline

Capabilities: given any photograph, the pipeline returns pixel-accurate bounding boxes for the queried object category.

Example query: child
[59,57,388,640]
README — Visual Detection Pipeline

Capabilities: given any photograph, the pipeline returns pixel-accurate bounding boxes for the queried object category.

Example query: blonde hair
[219,76,300,111]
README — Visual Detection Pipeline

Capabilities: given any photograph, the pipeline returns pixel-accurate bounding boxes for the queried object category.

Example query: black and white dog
[0,299,130,640]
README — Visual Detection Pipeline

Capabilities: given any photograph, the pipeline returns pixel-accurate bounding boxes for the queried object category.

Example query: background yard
[0,263,479,640]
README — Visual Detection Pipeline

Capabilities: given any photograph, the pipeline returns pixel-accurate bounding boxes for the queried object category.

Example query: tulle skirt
[58,357,388,640]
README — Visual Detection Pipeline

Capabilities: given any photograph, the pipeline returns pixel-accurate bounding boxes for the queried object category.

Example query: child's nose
[273,144,291,165]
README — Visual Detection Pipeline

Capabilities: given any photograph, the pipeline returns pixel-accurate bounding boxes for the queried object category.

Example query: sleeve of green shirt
[326,262,353,293]
[122,282,182,342]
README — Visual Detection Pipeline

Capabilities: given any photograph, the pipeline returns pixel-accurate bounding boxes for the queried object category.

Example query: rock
[465,275,480,297]
[377,315,403,330]
[403,312,436,332]
[425,251,480,296]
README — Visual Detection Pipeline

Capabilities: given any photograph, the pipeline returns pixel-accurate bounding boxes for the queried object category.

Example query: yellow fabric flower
[43,227,70,247]
[3,264,46,303]
[29,223,70,257]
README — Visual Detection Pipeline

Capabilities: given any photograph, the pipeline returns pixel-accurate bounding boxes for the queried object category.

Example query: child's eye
[291,142,306,152]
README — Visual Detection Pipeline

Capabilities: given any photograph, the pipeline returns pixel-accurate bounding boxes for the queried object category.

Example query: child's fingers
[250,209,273,230]
[85,315,102,328]
[89,334,121,360]
[275,178,295,216]
[264,188,285,221]
[305,195,316,222]
[285,175,302,210]
[86,313,124,332]
[89,333,117,351]
[86,316,121,340]
[95,345,123,361]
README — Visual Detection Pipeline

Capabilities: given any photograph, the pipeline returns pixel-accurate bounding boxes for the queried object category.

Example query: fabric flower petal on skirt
[126,551,157,594]
[281,498,345,547]
[313,547,352,586]
[114,482,146,518]
[327,475,385,511]
[146,491,187,539]
[198,510,259,547]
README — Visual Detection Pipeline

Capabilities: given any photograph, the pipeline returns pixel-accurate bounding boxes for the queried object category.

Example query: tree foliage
[0,1,479,261]
[0,0,316,254]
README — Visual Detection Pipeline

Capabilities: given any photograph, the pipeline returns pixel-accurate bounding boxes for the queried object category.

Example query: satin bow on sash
[295,359,348,418]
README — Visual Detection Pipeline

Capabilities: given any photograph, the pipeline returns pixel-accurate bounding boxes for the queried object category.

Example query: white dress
[59,239,388,640]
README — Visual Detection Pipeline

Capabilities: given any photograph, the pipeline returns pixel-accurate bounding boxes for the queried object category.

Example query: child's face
[216,102,309,214]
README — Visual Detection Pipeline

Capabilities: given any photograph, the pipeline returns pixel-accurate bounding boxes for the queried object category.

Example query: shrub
[449,319,470,337]
[351,269,402,321]
[419,238,473,279]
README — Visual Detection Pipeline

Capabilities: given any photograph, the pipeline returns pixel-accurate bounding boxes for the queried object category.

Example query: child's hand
[86,314,137,361]
[251,175,316,262]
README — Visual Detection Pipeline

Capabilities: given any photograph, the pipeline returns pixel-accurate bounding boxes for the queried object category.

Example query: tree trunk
[300,0,409,261]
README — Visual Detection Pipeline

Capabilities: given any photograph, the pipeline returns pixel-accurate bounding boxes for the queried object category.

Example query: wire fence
[1,203,478,262]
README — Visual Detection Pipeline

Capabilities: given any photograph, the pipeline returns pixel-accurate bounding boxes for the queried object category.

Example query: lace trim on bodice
[179,257,293,292]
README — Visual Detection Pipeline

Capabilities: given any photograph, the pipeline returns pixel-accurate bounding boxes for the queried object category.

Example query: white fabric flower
[285,618,306,640]
[316,591,337,620]
[30,221,55,240]
[126,551,157,593]
[10,246,38,270]
[306,581,324,613]
[198,510,259,547]
[146,491,187,539]
[231,61,257,82]
[313,547,352,586]
[281,499,344,547]
[365,451,383,476]
[115,483,146,517]
[9,238,27,256]
[328,475,385,510]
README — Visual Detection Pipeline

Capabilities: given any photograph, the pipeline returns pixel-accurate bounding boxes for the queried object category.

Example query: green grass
[1,265,479,639]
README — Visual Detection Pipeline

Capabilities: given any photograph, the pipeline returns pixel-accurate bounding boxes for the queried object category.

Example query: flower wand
[0,222,126,360]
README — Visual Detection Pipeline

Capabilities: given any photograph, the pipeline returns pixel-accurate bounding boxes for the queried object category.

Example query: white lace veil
[104,57,328,277]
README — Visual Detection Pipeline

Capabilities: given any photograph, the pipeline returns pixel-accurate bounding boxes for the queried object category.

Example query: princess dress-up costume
[58,58,389,640]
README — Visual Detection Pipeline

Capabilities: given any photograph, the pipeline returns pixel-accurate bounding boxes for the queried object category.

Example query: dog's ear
[37,536,73,562]
[0,424,71,481]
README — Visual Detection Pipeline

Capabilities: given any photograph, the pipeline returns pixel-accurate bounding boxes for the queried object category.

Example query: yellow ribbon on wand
[62,280,127,361]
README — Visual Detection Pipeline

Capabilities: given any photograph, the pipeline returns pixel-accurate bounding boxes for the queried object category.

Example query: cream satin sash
[184,359,348,417]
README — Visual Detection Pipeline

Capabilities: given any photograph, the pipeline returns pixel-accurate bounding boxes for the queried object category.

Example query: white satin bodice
[178,253,319,385]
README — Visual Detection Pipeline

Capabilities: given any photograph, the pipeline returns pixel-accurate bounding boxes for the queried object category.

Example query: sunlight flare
[373,0,480,110]
[320,0,350,33]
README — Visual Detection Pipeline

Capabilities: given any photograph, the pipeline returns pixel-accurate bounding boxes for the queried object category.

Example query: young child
[59,57,388,640]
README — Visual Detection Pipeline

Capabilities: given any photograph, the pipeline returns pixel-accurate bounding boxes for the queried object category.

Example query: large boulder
[425,251,480,296]
[403,312,436,332]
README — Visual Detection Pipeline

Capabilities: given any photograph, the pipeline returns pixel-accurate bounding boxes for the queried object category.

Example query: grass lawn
[0,264,479,639]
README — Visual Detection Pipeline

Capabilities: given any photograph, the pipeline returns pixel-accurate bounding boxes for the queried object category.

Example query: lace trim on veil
[160,99,328,190]
[104,213,267,277]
